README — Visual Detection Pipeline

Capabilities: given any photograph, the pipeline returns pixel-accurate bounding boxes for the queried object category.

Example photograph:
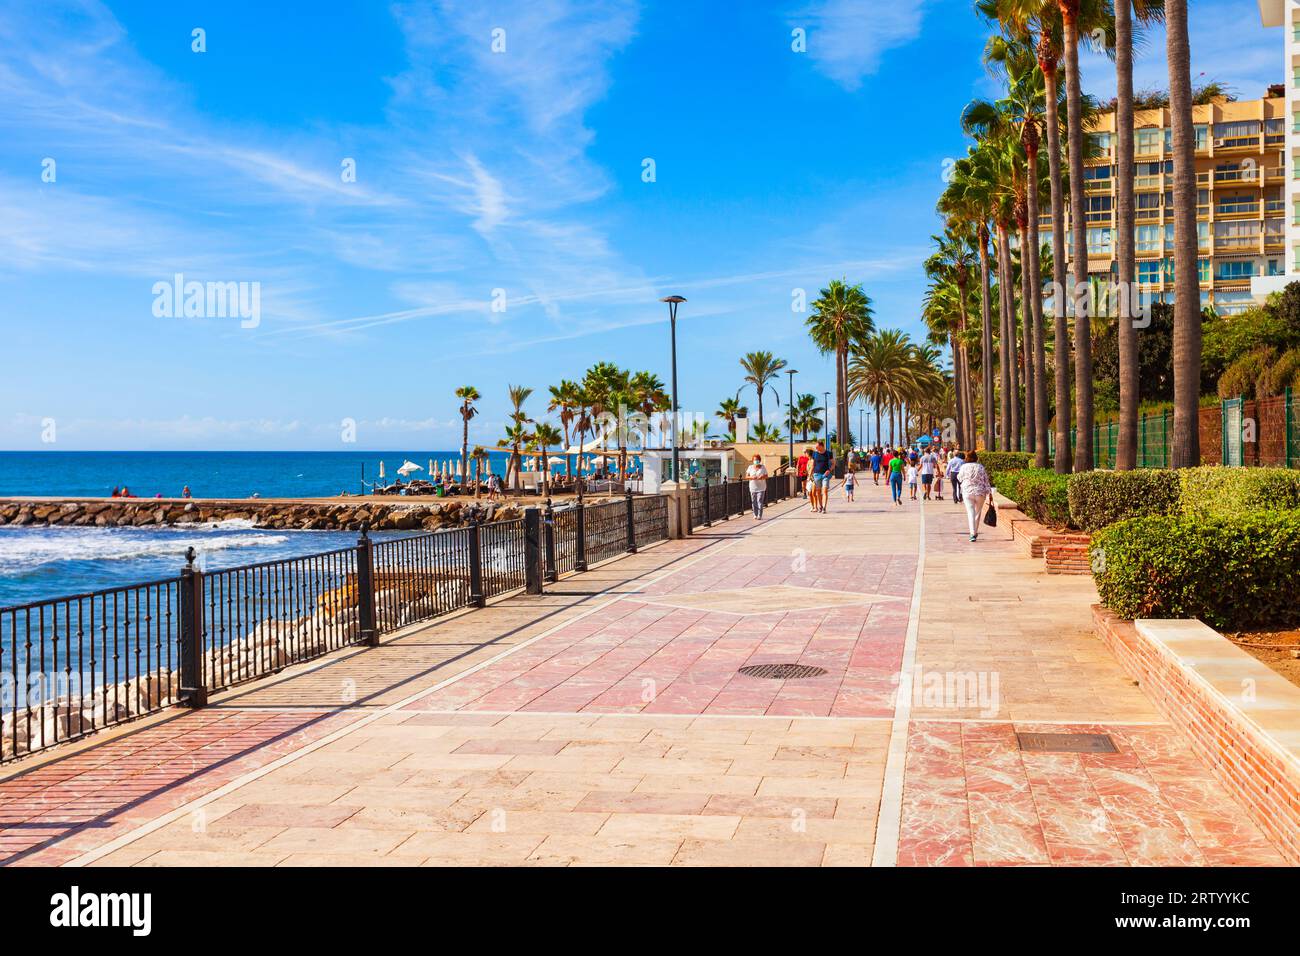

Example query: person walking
[888,451,904,506]
[956,451,993,542]
[745,455,769,519]
[844,463,856,502]
[933,450,946,501]
[947,450,965,505]
[869,448,882,485]
[905,460,919,501]
[809,440,834,513]
[919,447,938,501]
[796,449,810,500]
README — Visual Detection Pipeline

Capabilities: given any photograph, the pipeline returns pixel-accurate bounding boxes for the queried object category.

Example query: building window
[1137,260,1162,285]
[1194,125,1209,151]
[1135,127,1162,154]
[1136,225,1161,252]
[1087,227,1113,255]
[1215,260,1259,280]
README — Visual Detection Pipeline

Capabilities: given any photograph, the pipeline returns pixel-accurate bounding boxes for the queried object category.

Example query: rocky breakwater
[0,498,525,531]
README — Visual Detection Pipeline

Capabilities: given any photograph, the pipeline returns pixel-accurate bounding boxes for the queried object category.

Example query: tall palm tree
[924,225,979,447]
[504,384,533,492]
[807,280,874,445]
[1166,0,1200,467]
[788,393,823,441]
[547,380,581,477]
[737,351,788,428]
[455,385,480,482]
[943,150,999,450]
[471,444,487,498]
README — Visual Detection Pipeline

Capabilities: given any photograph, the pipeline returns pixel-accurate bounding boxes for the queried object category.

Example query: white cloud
[792,0,930,91]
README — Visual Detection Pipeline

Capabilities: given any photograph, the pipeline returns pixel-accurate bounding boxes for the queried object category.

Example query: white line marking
[64,495,804,867]
[871,491,926,867]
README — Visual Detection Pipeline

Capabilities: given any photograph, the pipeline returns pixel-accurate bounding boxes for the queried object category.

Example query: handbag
[983,501,998,527]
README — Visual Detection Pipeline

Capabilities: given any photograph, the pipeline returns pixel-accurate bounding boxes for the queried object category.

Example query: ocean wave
[0,525,291,573]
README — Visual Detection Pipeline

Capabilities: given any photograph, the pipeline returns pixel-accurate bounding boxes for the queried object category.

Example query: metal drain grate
[1017,732,1118,754]
[738,663,829,680]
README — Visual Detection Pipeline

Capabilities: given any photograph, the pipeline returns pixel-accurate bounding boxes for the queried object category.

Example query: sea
[0,450,627,608]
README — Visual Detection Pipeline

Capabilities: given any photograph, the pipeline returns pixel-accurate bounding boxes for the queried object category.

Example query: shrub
[993,467,1073,529]
[1217,346,1277,400]
[977,451,1032,472]
[1091,510,1300,630]
[1067,470,1182,533]
[1257,347,1300,398]
[1178,466,1300,517]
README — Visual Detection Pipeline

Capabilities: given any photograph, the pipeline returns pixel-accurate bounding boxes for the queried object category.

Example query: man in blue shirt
[869,449,882,485]
[809,439,834,513]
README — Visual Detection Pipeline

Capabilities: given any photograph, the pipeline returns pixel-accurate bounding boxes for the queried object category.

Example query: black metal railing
[0,483,760,763]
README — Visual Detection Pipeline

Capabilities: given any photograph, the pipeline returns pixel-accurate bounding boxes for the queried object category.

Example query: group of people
[109,485,192,499]
[755,441,996,542]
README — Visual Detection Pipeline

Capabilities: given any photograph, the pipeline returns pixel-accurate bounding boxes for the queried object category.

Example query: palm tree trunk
[1062,3,1093,470]
[951,332,966,448]
[1042,44,1073,473]
[1026,139,1051,466]
[979,224,995,450]
[1018,220,1036,454]
[996,223,1013,451]
[461,413,470,486]
[1167,0,1201,467]
[1114,0,1138,470]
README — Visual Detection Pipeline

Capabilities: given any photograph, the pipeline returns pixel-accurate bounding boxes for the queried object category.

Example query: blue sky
[0,0,1282,450]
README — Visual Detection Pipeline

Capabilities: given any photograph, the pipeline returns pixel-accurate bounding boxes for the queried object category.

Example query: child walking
[905,462,919,501]
[844,467,856,502]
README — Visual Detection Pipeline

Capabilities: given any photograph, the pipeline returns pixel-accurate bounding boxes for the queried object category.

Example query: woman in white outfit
[955,451,993,542]
[745,455,769,519]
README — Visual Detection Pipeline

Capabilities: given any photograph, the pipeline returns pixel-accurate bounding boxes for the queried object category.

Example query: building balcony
[1214,203,1261,218]
[1213,137,1262,153]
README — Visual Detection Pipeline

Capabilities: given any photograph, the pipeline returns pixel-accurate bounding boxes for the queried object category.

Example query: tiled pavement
[0,479,1288,866]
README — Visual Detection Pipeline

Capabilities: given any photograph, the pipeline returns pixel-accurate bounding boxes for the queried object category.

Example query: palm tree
[531,422,563,496]
[471,444,487,498]
[750,422,784,443]
[1166,0,1200,467]
[547,380,581,477]
[504,384,533,492]
[737,351,788,428]
[788,393,824,441]
[455,385,480,482]
[924,225,979,447]
[807,280,874,444]
[717,397,748,436]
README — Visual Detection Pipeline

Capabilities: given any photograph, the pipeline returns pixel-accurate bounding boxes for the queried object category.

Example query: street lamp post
[660,296,687,484]
[823,391,831,445]
[786,369,798,472]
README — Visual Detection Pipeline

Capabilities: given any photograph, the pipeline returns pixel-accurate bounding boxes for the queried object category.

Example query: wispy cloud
[791,0,930,91]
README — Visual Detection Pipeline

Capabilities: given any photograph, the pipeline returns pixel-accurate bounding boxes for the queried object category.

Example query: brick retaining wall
[1093,607,1300,865]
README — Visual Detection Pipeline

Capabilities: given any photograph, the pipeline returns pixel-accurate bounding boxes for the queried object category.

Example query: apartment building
[1045,93,1286,316]
[1256,0,1297,300]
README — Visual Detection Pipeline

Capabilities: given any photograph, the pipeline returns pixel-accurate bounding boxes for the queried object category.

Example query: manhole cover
[1017,732,1118,754]
[738,663,828,680]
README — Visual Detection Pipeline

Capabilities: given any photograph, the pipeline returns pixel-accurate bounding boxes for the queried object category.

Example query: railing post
[356,525,379,647]
[575,501,588,572]
[543,497,558,584]
[625,489,637,554]
[524,507,543,594]
[703,475,712,527]
[468,515,486,608]
[178,547,208,708]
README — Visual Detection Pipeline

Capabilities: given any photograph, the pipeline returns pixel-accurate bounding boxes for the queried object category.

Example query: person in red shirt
[796,449,811,499]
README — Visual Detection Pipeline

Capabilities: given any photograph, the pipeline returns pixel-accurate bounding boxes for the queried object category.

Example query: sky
[0,0,1283,451]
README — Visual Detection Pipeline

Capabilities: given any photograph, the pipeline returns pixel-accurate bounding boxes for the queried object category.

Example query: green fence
[1036,392,1299,469]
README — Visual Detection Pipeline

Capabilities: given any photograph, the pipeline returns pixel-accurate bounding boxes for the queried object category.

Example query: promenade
[0,478,1285,866]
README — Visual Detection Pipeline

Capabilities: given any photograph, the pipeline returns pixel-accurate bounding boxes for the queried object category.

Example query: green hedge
[993,468,1074,529]
[976,451,1032,472]
[1067,470,1182,533]
[1177,467,1300,517]
[1091,510,1300,629]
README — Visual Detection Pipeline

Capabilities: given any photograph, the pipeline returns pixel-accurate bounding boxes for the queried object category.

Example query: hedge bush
[976,451,1032,472]
[993,468,1074,529]
[1067,470,1182,533]
[1091,510,1300,629]
[1177,466,1300,517]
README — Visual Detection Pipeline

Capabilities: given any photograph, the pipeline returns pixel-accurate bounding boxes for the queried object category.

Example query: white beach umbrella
[428,459,434,477]
[397,460,422,477]
[378,461,386,480]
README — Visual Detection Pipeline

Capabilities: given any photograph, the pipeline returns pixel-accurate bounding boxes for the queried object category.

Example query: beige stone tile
[598,812,741,841]
[528,835,683,866]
